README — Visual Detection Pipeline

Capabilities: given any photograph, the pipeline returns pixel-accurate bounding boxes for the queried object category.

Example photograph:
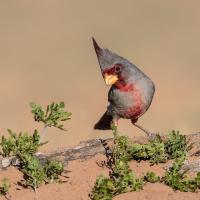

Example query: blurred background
[0,0,199,151]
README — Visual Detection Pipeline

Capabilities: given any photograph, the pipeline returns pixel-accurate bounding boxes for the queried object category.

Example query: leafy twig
[30,102,71,131]
[0,177,10,199]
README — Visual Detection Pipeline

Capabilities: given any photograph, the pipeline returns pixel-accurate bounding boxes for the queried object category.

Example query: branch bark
[0,132,200,171]
[0,138,110,169]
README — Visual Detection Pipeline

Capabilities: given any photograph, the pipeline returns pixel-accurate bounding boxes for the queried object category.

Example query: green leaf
[144,171,160,183]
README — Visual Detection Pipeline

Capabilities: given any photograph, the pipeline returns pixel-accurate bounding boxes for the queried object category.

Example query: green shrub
[90,125,143,200]
[164,155,200,192]
[20,154,46,188]
[0,177,10,196]
[164,130,188,159]
[91,175,115,200]
[1,129,41,157]
[128,135,167,164]
[0,102,69,192]
[44,160,64,182]
[30,102,71,130]
[144,171,160,183]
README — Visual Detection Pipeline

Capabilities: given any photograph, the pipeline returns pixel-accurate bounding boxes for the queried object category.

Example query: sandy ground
[0,152,200,200]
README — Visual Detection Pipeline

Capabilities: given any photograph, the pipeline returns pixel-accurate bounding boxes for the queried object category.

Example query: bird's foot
[143,131,156,141]
[147,132,157,141]
[132,122,156,140]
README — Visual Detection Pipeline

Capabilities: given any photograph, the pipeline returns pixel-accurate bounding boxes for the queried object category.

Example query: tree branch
[0,131,200,172]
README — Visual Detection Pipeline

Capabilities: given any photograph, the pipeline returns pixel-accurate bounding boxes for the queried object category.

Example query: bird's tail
[94,112,113,130]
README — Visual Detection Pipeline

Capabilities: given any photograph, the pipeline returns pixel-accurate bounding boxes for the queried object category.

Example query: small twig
[4,193,11,200]
[33,180,38,200]
[39,125,48,144]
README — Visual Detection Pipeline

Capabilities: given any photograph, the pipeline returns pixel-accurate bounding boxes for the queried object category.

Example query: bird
[92,38,155,137]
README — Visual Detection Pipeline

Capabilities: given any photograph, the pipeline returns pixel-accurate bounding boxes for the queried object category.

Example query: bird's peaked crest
[92,37,102,57]
[92,37,124,72]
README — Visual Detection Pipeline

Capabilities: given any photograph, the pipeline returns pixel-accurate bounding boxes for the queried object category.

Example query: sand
[0,152,200,200]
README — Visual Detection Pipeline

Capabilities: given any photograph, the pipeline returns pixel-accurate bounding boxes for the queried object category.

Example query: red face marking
[103,64,132,91]
[103,64,123,75]
[103,66,115,75]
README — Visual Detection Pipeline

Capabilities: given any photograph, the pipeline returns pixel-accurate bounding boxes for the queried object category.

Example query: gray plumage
[92,38,155,130]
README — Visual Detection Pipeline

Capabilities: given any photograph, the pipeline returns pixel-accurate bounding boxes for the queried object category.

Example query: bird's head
[92,38,141,87]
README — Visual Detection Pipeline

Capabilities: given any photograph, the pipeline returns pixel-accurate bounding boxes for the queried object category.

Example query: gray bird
[93,38,155,137]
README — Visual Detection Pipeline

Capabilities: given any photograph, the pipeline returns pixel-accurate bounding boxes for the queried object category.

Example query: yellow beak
[104,73,118,86]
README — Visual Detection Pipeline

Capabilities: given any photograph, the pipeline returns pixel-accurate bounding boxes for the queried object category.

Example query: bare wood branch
[0,131,200,171]
[0,138,110,169]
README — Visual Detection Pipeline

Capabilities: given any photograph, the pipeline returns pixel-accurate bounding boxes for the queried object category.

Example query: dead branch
[0,131,200,171]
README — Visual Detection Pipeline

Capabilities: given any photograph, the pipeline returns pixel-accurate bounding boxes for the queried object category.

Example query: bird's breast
[125,90,144,118]
[109,84,146,119]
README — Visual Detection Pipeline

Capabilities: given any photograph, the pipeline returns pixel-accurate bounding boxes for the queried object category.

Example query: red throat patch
[115,81,134,92]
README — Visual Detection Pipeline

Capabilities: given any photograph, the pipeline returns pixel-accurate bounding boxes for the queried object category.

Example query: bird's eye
[115,64,121,73]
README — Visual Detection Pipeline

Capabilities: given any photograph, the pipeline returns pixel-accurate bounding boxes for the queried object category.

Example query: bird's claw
[147,132,157,141]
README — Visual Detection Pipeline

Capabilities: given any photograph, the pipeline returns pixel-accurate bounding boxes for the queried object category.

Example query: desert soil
[0,137,200,200]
